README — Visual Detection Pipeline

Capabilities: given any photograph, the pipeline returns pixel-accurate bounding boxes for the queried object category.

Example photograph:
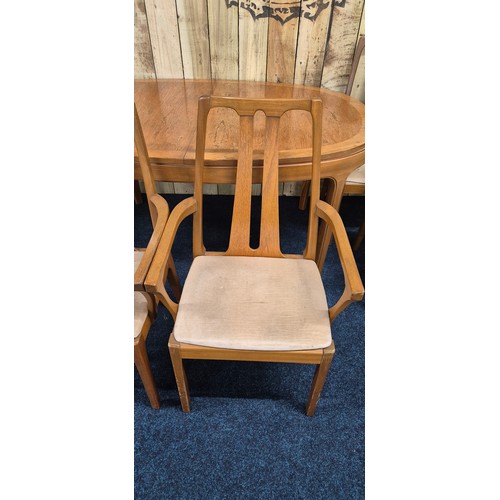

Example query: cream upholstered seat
[134,250,148,339]
[174,256,332,351]
[134,250,144,272]
[346,164,365,186]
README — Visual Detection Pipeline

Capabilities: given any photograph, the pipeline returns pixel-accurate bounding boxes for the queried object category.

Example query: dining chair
[134,104,183,408]
[134,196,168,409]
[299,35,365,251]
[145,96,364,416]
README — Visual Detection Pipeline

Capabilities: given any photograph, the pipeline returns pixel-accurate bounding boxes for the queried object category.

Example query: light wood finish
[207,0,239,80]
[177,0,211,79]
[315,200,364,320]
[299,32,366,208]
[134,314,160,409]
[145,97,364,415]
[134,0,156,79]
[135,0,365,92]
[299,33,365,257]
[306,342,335,416]
[134,104,187,409]
[145,196,197,320]
[134,103,183,300]
[134,232,163,409]
[342,180,365,196]
[322,0,365,92]
[349,7,365,102]
[145,0,184,78]
[176,338,326,364]
[266,15,299,84]
[134,194,171,292]
[345,34,365,96]
[134,79,365,271]
[238,8,268,81]
[294,3,333,86]
[168,335,190,412]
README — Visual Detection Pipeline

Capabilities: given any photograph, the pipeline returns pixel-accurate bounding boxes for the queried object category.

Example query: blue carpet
[135,194,365,499]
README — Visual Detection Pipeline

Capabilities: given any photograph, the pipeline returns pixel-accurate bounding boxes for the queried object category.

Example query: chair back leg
[166,255,183,301]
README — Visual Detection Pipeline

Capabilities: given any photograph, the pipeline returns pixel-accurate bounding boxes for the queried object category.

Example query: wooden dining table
[134,79,365,271]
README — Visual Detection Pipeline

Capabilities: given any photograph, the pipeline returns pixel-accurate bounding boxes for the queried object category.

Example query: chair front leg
[306,343,335,416]
[168,333,191,412]
[134,336,160,409]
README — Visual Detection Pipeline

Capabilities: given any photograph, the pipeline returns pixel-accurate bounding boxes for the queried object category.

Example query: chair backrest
[193,96,323,260]
[134,103,159,228]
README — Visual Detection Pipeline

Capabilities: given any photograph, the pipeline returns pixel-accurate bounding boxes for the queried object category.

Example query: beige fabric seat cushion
[134,292,149,338]
[134,250,148,339]
[346,164,365,184]
[174,256,332,351]
[134,250,144,273]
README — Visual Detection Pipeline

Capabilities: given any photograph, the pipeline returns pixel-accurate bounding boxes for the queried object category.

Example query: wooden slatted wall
[135,0,365,195]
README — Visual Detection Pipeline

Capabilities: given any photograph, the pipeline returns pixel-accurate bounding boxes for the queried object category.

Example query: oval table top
[134,79,365,172]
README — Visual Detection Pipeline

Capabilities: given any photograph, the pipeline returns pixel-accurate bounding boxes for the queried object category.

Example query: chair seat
[134,250,144,273]
[174,256,332,351]
[134,292,148,338]
[134,250,147,338]
[346,164,365,184]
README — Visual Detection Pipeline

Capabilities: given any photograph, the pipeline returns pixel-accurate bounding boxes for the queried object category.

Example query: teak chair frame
[299,34,366,245]
[145,96,364,416]
[134,104,183,408]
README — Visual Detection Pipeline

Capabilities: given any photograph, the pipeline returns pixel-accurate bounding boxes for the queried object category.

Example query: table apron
[134,149,364,184]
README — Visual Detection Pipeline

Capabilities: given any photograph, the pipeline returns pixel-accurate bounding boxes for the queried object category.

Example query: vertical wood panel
[218,184,235,195]
[135,0,365,196]
[177,0,212,79]
[174,182,194,194]
[350,6,365,102]
[358,6,365,38]
[145,0,184,78]
[239,8,268,81]
[203,184,218,194]
[207,0,239,80]
[321,0,365,92]
[282,182,302,196]
[157,181,175,193]
[294,3,333,86]
[134,0,156,78]
[266,16,300,84]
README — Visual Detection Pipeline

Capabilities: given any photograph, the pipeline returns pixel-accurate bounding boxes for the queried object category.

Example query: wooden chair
[134,104,183,408]
[299,35,365,251]
[134,196,168,409]
[144,96,364,416]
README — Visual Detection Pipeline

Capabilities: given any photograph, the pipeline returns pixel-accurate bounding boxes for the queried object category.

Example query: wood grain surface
[134,79,364,173]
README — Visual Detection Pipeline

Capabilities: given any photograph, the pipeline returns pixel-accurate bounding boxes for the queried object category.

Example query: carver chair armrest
[134,194,170,291]
[144,197,198,319]
[315,200,364,322]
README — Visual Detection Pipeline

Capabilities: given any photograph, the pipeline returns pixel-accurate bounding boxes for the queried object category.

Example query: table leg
[315,177,346,272]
